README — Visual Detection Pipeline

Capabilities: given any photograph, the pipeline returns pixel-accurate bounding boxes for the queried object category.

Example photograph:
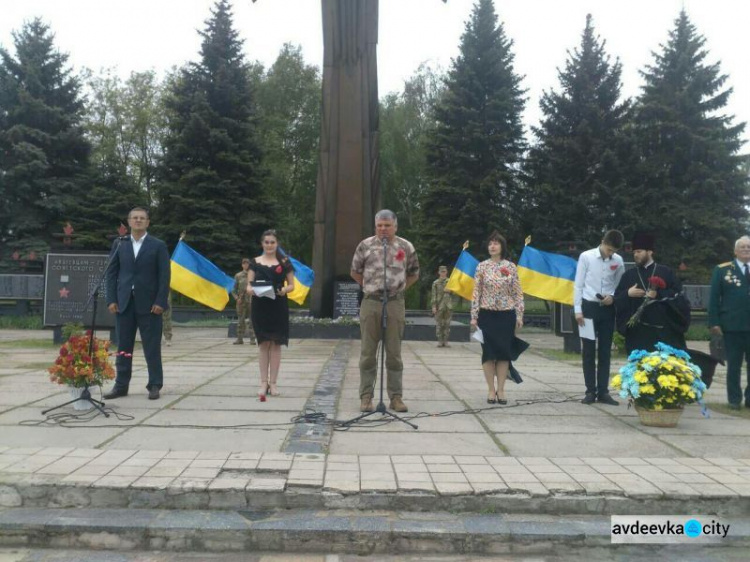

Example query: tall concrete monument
[310,0,380,317]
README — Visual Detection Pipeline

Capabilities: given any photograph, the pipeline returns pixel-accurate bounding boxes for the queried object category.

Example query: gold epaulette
[718,261,732,268]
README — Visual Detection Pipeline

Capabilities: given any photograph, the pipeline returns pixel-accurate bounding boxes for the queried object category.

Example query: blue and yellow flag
[445,250,479,301]
[286,256,315,306]
[170,240,234,311]
[517,245,576,305]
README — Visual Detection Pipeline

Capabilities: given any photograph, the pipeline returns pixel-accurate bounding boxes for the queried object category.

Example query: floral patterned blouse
[471,259,525,321]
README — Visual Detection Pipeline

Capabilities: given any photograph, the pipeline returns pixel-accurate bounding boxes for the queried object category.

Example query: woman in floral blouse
[470,231,528,404]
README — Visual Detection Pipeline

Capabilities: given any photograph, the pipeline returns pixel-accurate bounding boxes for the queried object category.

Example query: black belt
[363,292,404,302]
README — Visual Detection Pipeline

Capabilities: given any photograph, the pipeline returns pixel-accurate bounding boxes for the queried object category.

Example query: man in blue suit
[105,207,171,400]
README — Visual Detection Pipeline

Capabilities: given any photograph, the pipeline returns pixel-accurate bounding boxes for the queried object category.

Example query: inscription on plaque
[333,281,361,318]
[0,275,44,299]
[44,254,115,328]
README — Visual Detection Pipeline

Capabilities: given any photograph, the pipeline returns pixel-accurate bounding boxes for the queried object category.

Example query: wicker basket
[635,405,683,428]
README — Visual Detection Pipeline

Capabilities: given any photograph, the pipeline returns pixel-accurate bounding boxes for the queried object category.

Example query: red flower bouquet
[627,276,666,328]
[48,332,115,388]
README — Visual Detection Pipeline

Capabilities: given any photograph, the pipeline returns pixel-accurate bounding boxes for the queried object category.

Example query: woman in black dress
[470,231,528,405]
[246,230,295,397]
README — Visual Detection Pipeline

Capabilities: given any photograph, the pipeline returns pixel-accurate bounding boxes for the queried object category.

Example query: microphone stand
[42,239,125,417]
[340,237,417,429]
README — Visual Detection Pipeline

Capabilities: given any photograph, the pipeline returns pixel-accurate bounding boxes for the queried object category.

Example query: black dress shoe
[148,388,160,400]
[581,393,596,405]
[103,388,128,400]
[597,394,619,406]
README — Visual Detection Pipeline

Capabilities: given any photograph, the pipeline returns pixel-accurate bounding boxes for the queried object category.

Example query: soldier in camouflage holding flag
[233,258,256,345]
[431,265,456,347]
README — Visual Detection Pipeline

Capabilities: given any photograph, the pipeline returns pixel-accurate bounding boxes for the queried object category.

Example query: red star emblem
[59,287,70,298]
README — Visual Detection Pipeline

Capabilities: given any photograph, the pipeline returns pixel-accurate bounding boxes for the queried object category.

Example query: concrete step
[3,474,749,516]
[2,508,748,555]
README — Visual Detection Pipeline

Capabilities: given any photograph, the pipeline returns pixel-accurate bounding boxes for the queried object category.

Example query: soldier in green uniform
[233,258,256,345]
[431,265,456,347]
[162,290,173,346]
[709,236,750,410]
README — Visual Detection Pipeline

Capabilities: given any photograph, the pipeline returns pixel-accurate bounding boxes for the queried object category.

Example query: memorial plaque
[682,285,710,310]
[0,275,44,299]
[333,281,361,318]
[44,253,115,328]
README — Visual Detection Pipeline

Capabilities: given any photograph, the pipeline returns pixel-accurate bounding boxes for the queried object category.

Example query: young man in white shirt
[574,230,625,405]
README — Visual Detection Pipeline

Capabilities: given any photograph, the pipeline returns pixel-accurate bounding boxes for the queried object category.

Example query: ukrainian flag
[517,245,576,305]
[170,241,235,311]
[286,256,314,306]
[445,250,479,301]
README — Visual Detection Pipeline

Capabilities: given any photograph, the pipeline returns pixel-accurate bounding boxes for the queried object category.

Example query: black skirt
[478,309,529,364]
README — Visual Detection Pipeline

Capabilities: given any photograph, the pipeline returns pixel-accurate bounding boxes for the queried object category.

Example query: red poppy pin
[610,264,618,271]
[500,267,511,276]
[275,265,283,274]
[395,249,406,262]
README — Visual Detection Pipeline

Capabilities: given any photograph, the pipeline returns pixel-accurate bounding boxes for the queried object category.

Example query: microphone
[117,235,130,241]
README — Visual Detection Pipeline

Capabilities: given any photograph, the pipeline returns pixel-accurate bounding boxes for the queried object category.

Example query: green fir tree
[155,0,270,267]
[525,14,632,250]
[0,19,90,267]
[630,11,748,280]
[418,0,526,278]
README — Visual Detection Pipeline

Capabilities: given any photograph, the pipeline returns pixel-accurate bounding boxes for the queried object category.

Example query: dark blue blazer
[106,234,171,315]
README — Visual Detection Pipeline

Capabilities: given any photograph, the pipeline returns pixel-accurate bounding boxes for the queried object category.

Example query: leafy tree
[525,15,632,250]
[154,0,270,267]
[255,43,320,265]
[75,69,167,248]
[380,63,444,243]
[417,0,526,280]
[0,19,90,267]
[631,10,748,280]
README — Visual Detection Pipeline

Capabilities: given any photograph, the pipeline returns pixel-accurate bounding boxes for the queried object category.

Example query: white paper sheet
[252,284,276,299]
[579,318,595,340]
[472,328,484,344]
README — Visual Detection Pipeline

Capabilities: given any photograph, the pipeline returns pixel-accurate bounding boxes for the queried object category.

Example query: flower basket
[48,332,115,390]
[68,387,94,411]
[612,342,707,427]
[635,405,683,427]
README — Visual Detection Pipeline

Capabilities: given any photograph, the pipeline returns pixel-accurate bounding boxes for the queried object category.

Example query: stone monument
[310,0,381,317]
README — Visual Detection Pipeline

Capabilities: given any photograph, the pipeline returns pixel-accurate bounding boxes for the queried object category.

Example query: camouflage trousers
[162,305,173,342]
[435,308,452,343]
[236,299,255,343]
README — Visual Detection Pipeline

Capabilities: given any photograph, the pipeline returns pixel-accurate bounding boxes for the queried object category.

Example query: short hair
[487,230,510,259]
[375,209,397,224]
[735,236,750,250]
[603,230,624,249]
[128,206,149,219]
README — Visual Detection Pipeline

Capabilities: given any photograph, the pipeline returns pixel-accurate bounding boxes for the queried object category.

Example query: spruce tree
[632,10,747,279]
[418,0,526,276]
[525,15,632,249]
[0,19,90,267]
[155,0,270,267]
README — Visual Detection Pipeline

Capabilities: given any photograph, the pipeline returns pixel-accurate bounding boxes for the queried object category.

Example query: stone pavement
[0,327,747,457]
[2,327,749,555]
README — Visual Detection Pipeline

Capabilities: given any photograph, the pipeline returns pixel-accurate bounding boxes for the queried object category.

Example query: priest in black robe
[614,233,691,353]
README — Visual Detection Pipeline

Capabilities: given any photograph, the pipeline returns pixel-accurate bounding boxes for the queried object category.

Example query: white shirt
[736,259,750,274]
[573,247,625,313]
[131,233,147,259]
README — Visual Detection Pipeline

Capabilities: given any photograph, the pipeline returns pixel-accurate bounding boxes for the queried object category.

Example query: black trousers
[581,299,615,397]
[114,298,164,391]
[723,331,750,406]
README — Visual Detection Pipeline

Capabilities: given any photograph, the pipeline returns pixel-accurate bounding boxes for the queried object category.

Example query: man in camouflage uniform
[162,290,173,346]
[232,258,256,345]
[351,209,420,413]
[431,265,456,347]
